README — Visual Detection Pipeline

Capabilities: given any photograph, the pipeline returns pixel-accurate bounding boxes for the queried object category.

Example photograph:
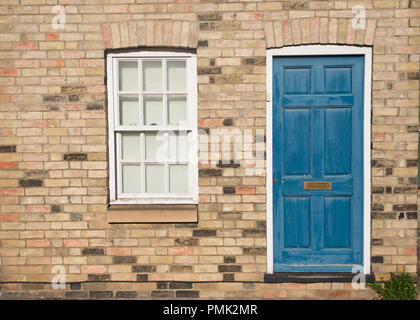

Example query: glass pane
[143,96,163,126]
[122,164,141,193]
[167,61,186,92]
[119,61,138,92]
[170,164,188,193]
[121,133,141,160]
[119,96,139,126]
[168,96,187,125]
[143,61,162,92]
[145,164,165,193]
[169,132,188,162]
[145,132,165,161]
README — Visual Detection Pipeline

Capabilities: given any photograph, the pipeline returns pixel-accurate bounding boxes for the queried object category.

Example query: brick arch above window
[102,20,199,49]
[263,18,377,48]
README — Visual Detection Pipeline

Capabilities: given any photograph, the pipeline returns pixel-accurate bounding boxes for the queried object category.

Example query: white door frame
[266,45,372,274]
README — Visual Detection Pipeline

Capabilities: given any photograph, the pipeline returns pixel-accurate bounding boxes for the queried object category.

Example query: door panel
[323,196,351,249]
[324,67,352,93]
[284,196,311,249]
[273,55,364,272]
[324,108,352,175]
[283,109,312,175]
[284,67,311,94]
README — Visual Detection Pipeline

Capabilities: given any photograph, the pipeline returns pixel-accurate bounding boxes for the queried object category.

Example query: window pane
[145,164,165,193]
[122,164,141,193]
[168,96,187,125]
[145,132,165,161]
[169,132,188,162]
[121,133,141,160]
[170,164,188,193]
[143,96,163,126]
[119,96,139,126]
[143,61,162,92]
[119,61,138,92]
[167,61,186,92]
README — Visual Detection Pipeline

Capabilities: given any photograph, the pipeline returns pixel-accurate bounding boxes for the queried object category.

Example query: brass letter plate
[303,181,332,190]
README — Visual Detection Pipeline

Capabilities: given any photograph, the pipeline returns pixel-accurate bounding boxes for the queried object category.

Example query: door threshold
[264,272,375,283]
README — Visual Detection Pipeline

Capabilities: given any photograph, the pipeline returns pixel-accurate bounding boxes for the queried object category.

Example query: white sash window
[107,51,198,204]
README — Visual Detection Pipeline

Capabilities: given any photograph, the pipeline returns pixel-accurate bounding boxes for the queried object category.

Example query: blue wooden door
[273,56,364,272]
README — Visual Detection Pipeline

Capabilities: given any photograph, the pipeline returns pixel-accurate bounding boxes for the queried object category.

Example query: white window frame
[106,51,198,205]
[266,45,372,275]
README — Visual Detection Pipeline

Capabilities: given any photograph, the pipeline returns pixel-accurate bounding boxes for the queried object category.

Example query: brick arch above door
[263,18,377,48]
[102,20,199,49]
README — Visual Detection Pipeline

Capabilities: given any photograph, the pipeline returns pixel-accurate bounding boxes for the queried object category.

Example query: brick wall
[0,0,419,299]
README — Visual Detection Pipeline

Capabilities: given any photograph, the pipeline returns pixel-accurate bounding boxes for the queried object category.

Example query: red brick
[102,24,112,48]
[372,133,385,141]
[406,247,416,255]
[236,12,263,20]
[64,239,89,247]
[27,205,50,213]
[393,46,420,53]
[199,195,210,202]
[0,196,18,205]
[197,119,223,127]
[13,42,37,50]
[27,239,50,248]
[0,188,23,196]
[236,186,255,194]
[0,214,19,222]
[46,33,59,41]
[198,162,210,168]
[0,95,16,102]
[44,59,65,68]
[0,162,18,169]
[81,265,107,274]
[310,18,320,43]
[0,69,18,76]
[327,290,351,299]
[0,129,15,136]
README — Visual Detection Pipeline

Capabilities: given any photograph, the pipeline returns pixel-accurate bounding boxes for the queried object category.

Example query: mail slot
[303,181,332,190]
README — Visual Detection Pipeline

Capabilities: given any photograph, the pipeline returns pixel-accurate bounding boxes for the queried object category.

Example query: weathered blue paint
[273,56,364,272]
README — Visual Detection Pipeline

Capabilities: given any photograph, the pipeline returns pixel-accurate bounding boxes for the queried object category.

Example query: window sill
[107,204,198,223]
[110,198,198,205]
[264,272,375,283]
